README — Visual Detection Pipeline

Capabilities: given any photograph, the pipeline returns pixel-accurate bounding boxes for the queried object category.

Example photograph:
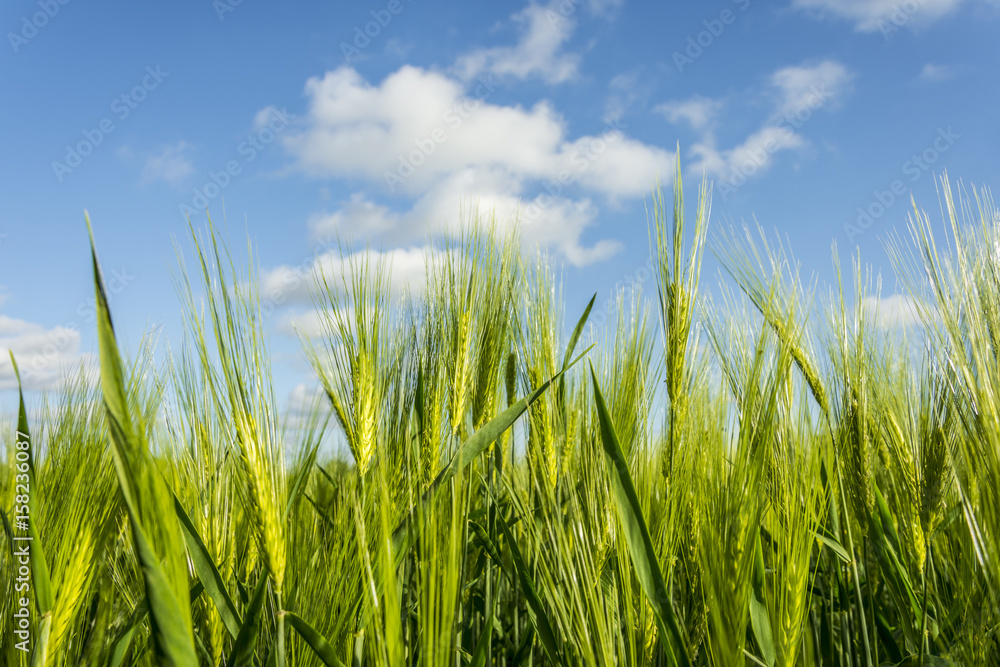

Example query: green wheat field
[3,172,999,666]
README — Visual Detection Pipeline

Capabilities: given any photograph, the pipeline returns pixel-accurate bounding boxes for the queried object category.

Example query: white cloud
[309,193,401,240]
[287,382,324,409]
[281,382,334,440]
[261,204,622,316]
[253,105,295,131]
[655,95,723,131]
[791,0,967,32]
[453,2,581,84]
[283,66,558,187]
[671,60,853,187]
[0,315,89,391]
[141,141,195,186]
[918,63,958,83]
[280,64,674,265]
[278,309,332,338]
[770,60,854,118]
[260,245,438,310]
[862,294,925,328]
[604,72,643,122]
[691,125,805,179]
[273,2,673,269]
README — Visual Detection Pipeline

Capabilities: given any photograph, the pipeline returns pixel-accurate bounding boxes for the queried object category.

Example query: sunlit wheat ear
[887,178,1000,588]
[180,221,288,598]
[303,241,393,477]
[426,227,479,440]
[520,254,561,489]
[765,408,825,667]
[469,222,520,431]
[918,368,951,540]
[24,363,119,667]
[48,530,93,655]
[715,220,829,421]
[650,158,710,480]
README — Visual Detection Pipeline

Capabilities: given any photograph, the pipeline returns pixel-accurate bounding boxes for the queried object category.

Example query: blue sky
[1,0,998,412]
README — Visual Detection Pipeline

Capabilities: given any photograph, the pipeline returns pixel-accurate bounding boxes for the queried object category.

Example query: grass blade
[108,581,205,667]
[392,344,595,558]
[496,509,561,663]
[815,531,852,564]
[230,574,269,666]
[88,216,198,667]
[749,532,776,667]
[428,345,594,496]
[470,601,496,667]
[563,294,596,373]
[590,363,690,666]
[286,612,348,667]
[469,519,509,581]
[10,353,54,667]
[173,493,242,639]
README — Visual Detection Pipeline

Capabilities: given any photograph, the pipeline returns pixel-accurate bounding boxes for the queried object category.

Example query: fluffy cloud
[308,194,401,239]
[691,125,805,181]
[655,95,723,131]
[918,63,959,83]
[141,141,195,186]
[770,60,853,118]
[862,294,925,328]
[284,66,564,189]
[266,0,672,314]
[453,2,581,84]
[280,64,673,265]
[278,309,332,338]
[662,60,853,191]
[260,245,437,312]
[0,315,89,391]
[792,0,967,32]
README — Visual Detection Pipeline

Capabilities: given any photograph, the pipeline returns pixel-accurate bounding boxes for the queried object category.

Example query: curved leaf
[590,363,690,667]
[230,574,269,667]
[173,493,242,639]
[88,216,198,667]
[286,611,347,667]
[496,510,560,664]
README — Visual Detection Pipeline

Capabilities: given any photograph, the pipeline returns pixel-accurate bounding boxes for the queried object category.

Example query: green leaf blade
[590,363,690,667]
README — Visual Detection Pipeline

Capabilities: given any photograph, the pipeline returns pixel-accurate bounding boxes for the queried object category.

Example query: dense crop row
[2,172,998,665]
